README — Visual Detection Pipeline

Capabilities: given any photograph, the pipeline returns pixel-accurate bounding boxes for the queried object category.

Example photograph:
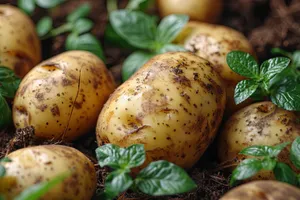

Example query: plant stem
[42,23,73,40]
[107,0,118,14]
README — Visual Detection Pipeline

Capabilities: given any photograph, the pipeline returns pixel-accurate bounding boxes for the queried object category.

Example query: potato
[218,101,300,179]
[0,5,41,77]
[13,51,116,141]
[96,52,226,169]
[175,22,255,117]
[1,145,96,200]
[157,0,223,23]
[220,180,300,200]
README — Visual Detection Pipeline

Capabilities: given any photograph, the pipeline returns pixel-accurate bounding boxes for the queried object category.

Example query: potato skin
[13,51,116,141]
[157,0,223,23]
[175,22,255,117]
[218,101,300,179]
[1,145,96,200]
[97,52,226,169]
[220,180,300,200]
[0,5,41,77]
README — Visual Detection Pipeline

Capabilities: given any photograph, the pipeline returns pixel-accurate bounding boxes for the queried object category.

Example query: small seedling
[108,10,188,81]
[0,67,21,129]
[18,0,65,15]
[96,144,196,199]
[227,51,300,111]
[230,136,300,186]
[36,3,105,61]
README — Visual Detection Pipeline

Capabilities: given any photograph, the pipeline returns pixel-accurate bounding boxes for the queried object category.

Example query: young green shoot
[227,51,300,111]
[108,10,188,81]
[230,137,300,187]
[0,67,21,129]
[18,0,65,15]
[36,3,105,61]
[96,144,196,200]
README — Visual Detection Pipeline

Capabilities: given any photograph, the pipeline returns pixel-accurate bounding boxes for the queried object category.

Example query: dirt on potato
[1,0,300,199]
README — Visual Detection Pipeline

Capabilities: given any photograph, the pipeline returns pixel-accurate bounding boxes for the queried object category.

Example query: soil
[1,0,300,199]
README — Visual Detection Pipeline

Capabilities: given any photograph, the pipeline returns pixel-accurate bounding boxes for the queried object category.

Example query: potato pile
[0,5,41,77]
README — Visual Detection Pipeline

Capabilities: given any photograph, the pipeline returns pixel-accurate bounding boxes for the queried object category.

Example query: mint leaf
[274,162,298,186]
[239,145,274,157]
[72,18,93,34]
[126,0,151,11]
[157,44,186,54]
[96,144,121,169]
[0,157,11,163]
[35,0,64,8]
[122,51,154,81]
[0,95,12,129]
[104,170,133,199]
[104,23,135,49]
[260,57,290,82]
[65,33,105,61]
[271,80,300,111]
[67,3,91,22]
[0,165,5,177]
[118,144,145,168]
[156,14,189,45]
[271,142,290,157]
[230,158,262,186]
[227,51,259,78]
[290,137,300,169]
[234,79,258,104]
[36,17,53,38]
[261,158,277,170]
[110,10,157,49]
[292,51,300,67]
[135,160,196,196]
[15,173,70,200]
[18,0,35,15]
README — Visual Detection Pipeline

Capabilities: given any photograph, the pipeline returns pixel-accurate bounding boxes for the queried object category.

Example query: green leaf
[136,160,196,196]
[67,3,91,22]
[96,144,122,169]
[36,17,53,38]
[260,57,290,81]
[234,79,258,104]
[271,80,300,111]
[0,67,21,98]
[104,170,133,199]
[72,18,94,34]
[122,51,154,81]
[271,48,292,58]
[109,10,157,50]
[290,137,300,169]
[239,145,274,157]
[227,51,259,78]
[230,158,262,186]
[156,14,189,45]
[0,165,5,177]
[274,162,298,186]
[292,51,300,67]
[118,144,145,168]
[157,44,187,54]
[0,157,11,163]
[18,0,35,15]
[35,0,64,8]
[15,172,70,200]
[271,142,290,157]
[261,158,277,170]
[65,33,105,61]
[0,95,12,129]
[126,0,151,11]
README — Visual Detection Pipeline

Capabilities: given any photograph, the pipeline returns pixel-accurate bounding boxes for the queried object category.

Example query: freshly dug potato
[220,180,300,200]
[175,22,255,116]
[218,101,300,179]
[157,0,223,23]
[13,51,116,141]
[1,145,96,200]
[0,5,41,77]
[97,52,226,169]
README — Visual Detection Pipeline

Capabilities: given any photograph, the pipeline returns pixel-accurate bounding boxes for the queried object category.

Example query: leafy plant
[0,67,21,129]
[227,51,300,111]
[109,10,188,81]
[18,0,65,15]
[230,136,300,186]
[36,3,105,61]
[96,144,196,199]
[107,0,153,14]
